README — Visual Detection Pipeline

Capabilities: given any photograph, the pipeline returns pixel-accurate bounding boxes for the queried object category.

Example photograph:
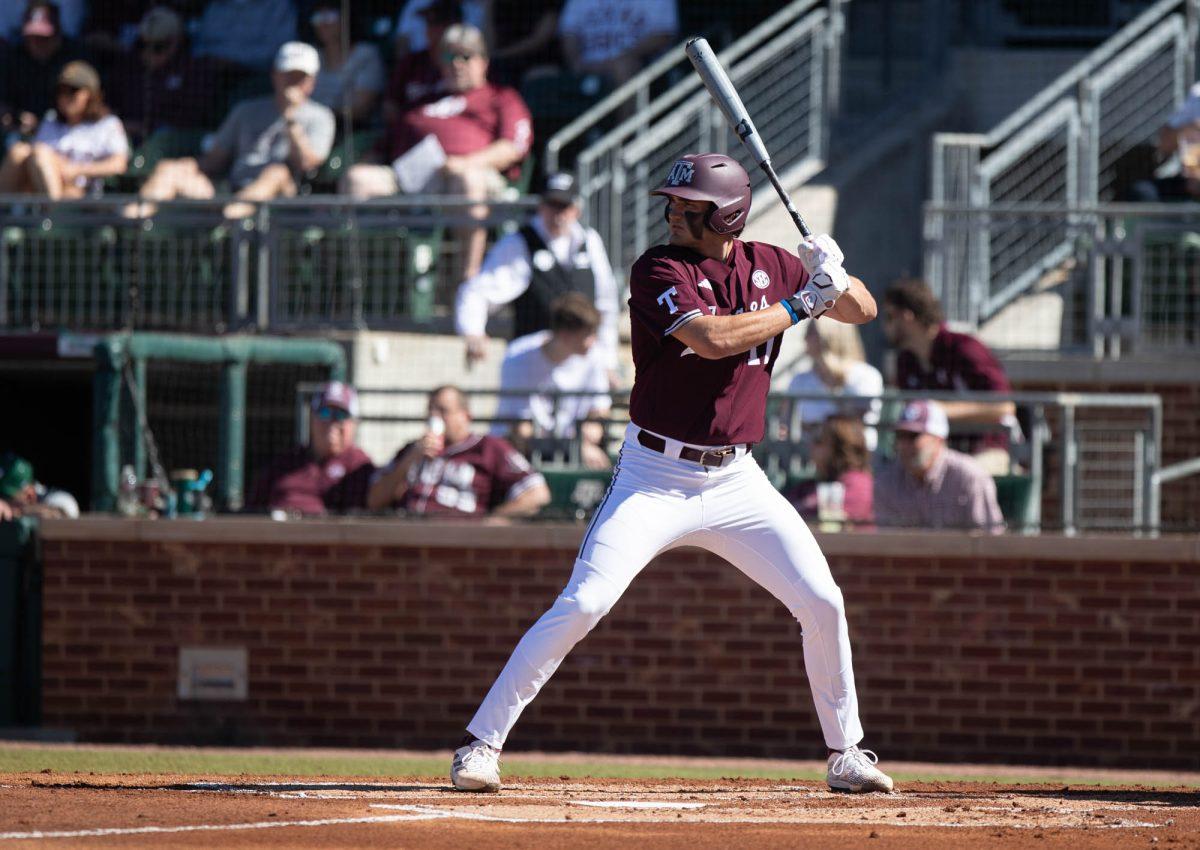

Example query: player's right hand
[465,334,488,368]
[796,234,845,274]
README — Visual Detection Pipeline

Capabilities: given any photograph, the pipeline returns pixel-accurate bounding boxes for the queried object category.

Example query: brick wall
[38,519,1200,768]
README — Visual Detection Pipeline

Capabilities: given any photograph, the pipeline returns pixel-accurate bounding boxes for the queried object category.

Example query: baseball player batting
[451,153,894,795]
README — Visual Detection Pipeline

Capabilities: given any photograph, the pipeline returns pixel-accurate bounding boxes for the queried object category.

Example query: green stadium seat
[538,467,613,520]
[992,473,1038,531]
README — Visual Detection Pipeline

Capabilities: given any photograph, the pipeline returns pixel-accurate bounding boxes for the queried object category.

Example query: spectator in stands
[192,0,296,71]
[785,416,874,528]
[0,2,91,142]
[0,452,78,520]
[455,171,620,381]
[0,0,84,42]
[558,0,678,89]
[245,381,376,517]
[383,0,461,121]
[1130,82,1200,203]
[129,41,335,219]
[392,0,484,61]
[0,61,128,198]
[493,294,612,470]
[307,2,385,124]
[342,24,533,279]
[874,400,1004,533]
[482,0,561,88]
[107,7,223,144]
[787,318,883,451]
[366,385,551,518]
[883,278,1017,475]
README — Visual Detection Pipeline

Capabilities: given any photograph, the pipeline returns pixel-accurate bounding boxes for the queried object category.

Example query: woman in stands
[0,61,128,199]
[786,415,875,529]
[787,317,884,451]
[307,2,386,124]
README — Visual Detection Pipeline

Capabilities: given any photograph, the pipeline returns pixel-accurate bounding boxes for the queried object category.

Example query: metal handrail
[544,0,826,173]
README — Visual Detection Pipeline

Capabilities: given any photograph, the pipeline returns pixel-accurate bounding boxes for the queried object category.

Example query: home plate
[571,801,707,810]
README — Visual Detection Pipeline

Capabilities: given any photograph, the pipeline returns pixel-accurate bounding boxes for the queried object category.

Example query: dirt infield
[1,772,1197,849]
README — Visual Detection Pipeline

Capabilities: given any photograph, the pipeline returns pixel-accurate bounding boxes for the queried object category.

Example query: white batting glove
[796,234,844,273]
[795,234,849,318]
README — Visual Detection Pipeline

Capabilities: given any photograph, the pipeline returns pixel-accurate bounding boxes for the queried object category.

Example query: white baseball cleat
[826,746,894,793]
[451,738,501,792]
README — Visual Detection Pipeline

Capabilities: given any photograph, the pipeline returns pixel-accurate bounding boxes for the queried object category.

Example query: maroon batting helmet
[650,153,752,235]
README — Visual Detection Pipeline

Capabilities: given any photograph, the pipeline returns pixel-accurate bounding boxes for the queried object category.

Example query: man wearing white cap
[873,400,1004,533]
[131,41,335,218]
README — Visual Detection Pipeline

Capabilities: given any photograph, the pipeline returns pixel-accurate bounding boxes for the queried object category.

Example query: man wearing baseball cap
[454,170,620,382]
[130,41,335,219]
[0,1,90,139]
[873,400,1004,532]
[245,382,376,517]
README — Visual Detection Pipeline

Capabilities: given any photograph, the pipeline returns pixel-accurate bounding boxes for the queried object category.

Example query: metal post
[1029,403,1045,532]
[1060,402,1077,535]
[91,340,124,512]
[132,358,147,480]
[217,359,248,512]
[1132,430,1145,533]
[1148,397,1163,531]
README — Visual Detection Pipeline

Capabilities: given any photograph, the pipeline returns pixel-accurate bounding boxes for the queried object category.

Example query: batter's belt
[636,430,750,468]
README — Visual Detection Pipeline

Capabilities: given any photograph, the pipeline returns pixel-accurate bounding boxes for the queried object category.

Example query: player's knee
[798,586,846,632]
[556,584,616,631]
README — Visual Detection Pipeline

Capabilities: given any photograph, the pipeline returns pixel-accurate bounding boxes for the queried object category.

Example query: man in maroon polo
[245,381,375,517]
[449,153,896,796]
[883,277,1017,474]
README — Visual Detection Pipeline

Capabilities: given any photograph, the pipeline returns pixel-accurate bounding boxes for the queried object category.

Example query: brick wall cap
[38,517,1200,563]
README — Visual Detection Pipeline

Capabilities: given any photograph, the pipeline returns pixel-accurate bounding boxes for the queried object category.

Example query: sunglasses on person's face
[142,39,172,53]
[441,51,479,64]
[310,10,340,25]
[315,405,353,422]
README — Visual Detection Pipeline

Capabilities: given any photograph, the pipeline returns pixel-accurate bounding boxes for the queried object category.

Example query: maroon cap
[650,153,752,235]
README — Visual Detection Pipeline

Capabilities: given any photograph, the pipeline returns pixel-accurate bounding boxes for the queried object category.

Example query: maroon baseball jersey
[245,445,375,515]
[627,240,809,445]
[389,433,545,517]
[895,324,1012,453]
[383,82,532,179]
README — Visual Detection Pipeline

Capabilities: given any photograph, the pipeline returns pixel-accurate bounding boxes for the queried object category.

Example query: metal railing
[301,384,1164,533]
[573,0,843,275]
[927,0,1198,329]
[923,202,1200,355]
[0,196,539,333]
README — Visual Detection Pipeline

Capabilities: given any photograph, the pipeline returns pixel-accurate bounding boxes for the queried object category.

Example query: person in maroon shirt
[786,415,874,528]
[365,385,550,518]
[450,153,896,796]
[245,382,375,516]
[882,277,1016,473]
[342,23,532,279]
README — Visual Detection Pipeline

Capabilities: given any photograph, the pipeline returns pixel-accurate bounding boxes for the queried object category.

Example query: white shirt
[787,361,884,451]
[558,0,679,65]
[33,113,129,193]
[492,330,611,438]
[455,215,621,370]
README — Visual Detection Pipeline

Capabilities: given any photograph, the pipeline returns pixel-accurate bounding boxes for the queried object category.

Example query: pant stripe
[578,443,624,556]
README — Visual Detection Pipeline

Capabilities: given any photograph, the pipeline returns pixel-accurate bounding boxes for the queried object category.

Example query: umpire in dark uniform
[455,172,621,384]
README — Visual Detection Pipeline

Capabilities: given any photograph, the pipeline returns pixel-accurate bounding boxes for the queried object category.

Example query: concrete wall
[37,518,1200,767]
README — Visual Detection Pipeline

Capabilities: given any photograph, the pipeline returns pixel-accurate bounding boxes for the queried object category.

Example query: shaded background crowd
[0,0,1195,536]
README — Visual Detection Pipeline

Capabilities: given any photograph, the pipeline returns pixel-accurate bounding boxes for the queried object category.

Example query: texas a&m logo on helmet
[666,159,696,187]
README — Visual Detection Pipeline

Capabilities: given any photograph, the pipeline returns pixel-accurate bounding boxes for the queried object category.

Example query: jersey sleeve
[487,438,546,506]
[628,254,708,338]
[497,86,533,157]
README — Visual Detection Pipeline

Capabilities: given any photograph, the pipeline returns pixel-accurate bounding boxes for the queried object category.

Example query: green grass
[0,746,1194,787]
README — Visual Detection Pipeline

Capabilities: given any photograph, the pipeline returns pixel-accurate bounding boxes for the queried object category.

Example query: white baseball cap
[275,41,320,76]
[893,400,950,439]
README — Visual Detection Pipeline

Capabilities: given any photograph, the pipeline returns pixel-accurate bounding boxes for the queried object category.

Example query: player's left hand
[796,234,845,274]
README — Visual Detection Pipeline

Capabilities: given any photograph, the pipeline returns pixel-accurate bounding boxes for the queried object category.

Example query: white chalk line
[0,814,439,841]
[571,801,707,810]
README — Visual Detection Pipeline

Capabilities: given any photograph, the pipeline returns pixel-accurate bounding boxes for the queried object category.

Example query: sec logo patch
[752,269,771,289]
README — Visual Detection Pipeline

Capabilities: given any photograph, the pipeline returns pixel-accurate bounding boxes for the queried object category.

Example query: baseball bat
[684,37,812,238]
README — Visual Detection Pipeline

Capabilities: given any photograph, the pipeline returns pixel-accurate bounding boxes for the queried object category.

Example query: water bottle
[117,465,140,517]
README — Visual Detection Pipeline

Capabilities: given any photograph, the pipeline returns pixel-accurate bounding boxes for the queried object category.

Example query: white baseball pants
[466,425,865,751]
